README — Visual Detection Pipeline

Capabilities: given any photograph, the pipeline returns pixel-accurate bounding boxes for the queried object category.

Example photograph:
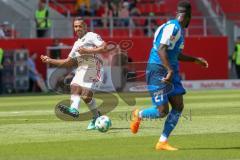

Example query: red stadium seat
[136,4,146,15]
[217,0,240,26]
[64,4,77,15]
[156,19,165,25]
[49,0,213,37]
[145,3,153,13]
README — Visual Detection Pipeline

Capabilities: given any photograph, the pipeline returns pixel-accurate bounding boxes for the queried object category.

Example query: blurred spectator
[27,53,48,92]
[232,37,240,78]
[111,2,119,17]
[129,0,138,11]
[110,2,120,26]
[96,1,105,17]
[129,4,141,17]
[0,21,16,39]
[0,48,4,94]
[35,0,51,38]
[75,0,90,16]
[95,1,105,26]
[112,0,121,7]
[0,27,5,39]
[2,21,12,38]
[102,1,114,27]
[129,1,141,27]
[90,0,102,16]
[144,12,158,36]
[119,2,129,27]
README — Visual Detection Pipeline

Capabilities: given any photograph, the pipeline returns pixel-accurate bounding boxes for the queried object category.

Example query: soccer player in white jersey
[130,1,208,150]
[41,17,107,130]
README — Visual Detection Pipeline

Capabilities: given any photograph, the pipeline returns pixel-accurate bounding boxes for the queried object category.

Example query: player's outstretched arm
[78,42,108,54]
[178,53,208,68]
[40,55,76,68]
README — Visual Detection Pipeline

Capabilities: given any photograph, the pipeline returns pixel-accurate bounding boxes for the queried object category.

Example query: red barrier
[0,36,228,80]
[181,37,228,80]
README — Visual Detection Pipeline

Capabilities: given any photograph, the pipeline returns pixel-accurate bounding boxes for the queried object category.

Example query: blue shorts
[146,63,186,106]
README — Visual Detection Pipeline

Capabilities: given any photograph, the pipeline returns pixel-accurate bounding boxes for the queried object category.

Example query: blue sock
[162,109,181,138]
[140,106,160,119]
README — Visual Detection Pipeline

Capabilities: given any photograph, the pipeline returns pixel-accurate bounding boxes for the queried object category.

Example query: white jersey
[69,32,104,68]
[69,32,104,89]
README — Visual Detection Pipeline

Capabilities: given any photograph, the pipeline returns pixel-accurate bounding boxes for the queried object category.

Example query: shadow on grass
[110,127,130,130]
[180,146,240,150]
[110,126,159,130]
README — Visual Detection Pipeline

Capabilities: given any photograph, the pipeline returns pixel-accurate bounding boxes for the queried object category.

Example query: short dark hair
[73,16,84,22]
[177,0,191,14]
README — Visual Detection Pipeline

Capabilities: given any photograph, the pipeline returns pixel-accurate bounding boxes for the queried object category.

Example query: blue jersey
[148,19,185,72]
[146,19,186,106]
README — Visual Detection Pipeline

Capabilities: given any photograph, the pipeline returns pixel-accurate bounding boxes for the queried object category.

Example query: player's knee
[70,85,82,95]
[158,106,169,118]
[82,96,91,103]
[160,110,169,118]
[82,92,93,103]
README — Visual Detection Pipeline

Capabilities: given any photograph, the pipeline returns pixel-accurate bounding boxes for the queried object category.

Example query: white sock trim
[138,110,143,118]
[70,94,81,110]
[159,134,168,142]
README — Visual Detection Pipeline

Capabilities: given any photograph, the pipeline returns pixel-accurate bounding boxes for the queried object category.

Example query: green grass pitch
[0,89,240,160]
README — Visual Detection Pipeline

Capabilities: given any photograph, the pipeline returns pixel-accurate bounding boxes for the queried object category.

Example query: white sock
[138,110,143,118]
[70,95,81,110]
[87,98,100,118]
[159,134,168,142]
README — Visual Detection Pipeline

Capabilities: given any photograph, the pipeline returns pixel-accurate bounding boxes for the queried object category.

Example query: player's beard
[77,30,86,38]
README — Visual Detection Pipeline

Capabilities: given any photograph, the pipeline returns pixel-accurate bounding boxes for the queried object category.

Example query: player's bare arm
[78,42,108,54]
[178,53,208,68]
[40,55,77,68]
[158,44,173,82]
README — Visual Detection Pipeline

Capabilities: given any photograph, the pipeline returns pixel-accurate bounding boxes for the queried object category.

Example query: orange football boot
[130,109,141,134]
[155,141,178,151]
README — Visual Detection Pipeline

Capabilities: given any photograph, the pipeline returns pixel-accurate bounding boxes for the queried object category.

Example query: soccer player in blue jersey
[130,0,208,150]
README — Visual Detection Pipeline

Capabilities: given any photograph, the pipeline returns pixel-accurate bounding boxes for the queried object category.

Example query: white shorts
[70,66,103,90]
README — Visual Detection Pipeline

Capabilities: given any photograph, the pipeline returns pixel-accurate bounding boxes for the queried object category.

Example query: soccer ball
[95,115,112,132]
